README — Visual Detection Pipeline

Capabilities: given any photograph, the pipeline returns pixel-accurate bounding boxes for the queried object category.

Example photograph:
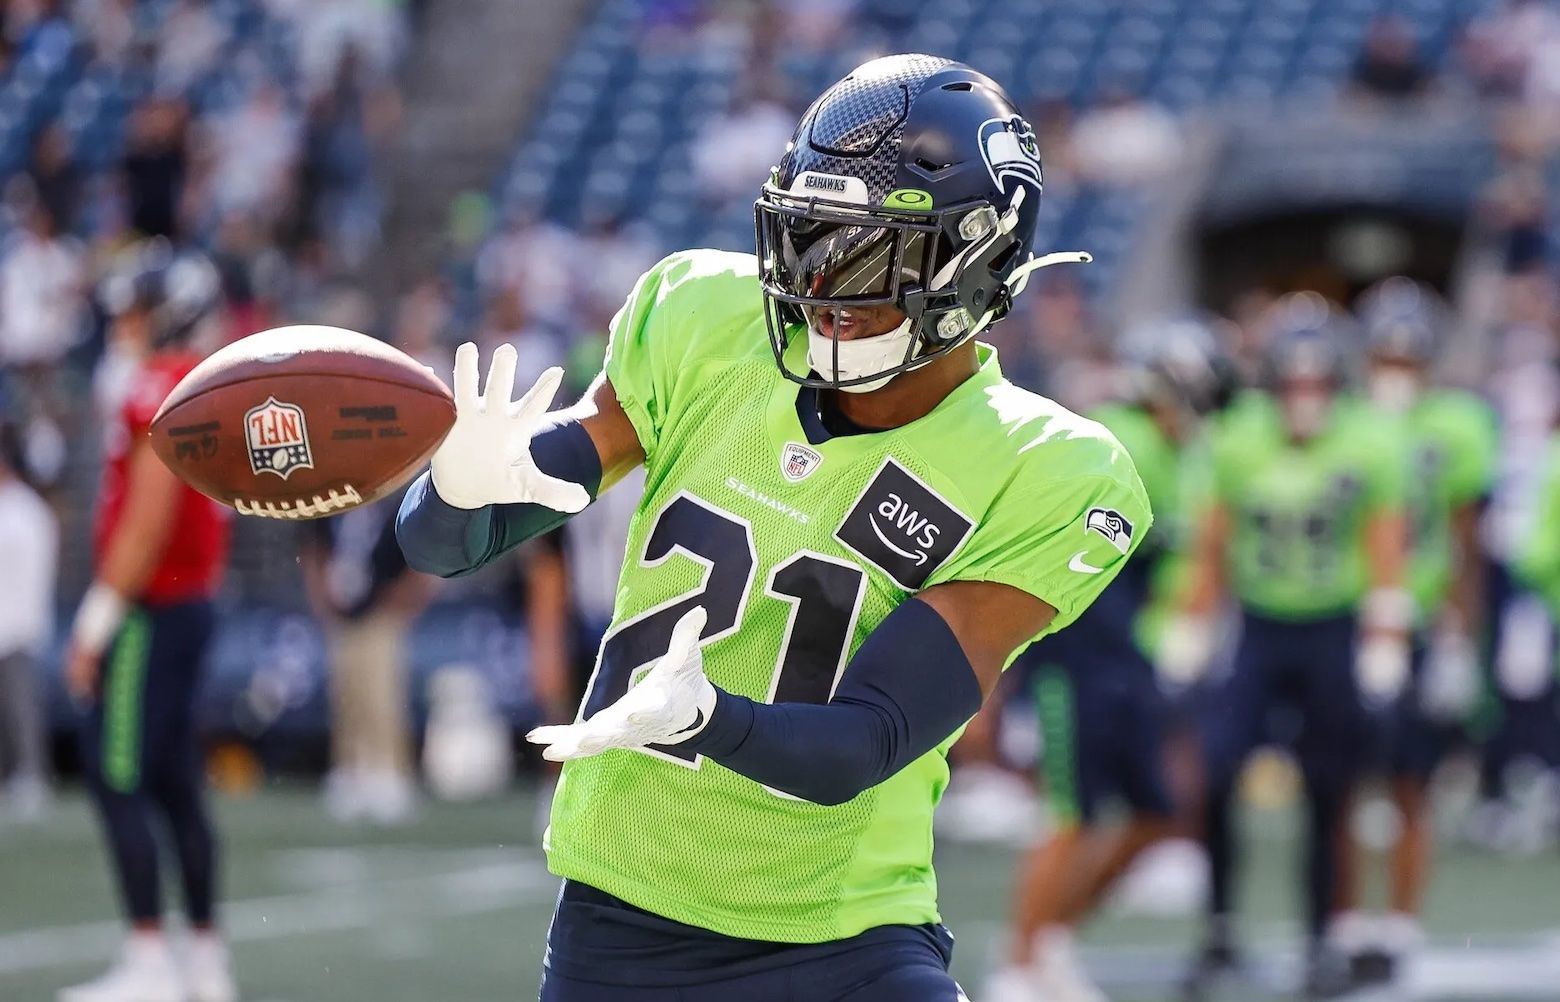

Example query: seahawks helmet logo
[979,115,1042,194]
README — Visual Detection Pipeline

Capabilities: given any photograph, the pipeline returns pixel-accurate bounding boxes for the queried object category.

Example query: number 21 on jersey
[577,492,867,768]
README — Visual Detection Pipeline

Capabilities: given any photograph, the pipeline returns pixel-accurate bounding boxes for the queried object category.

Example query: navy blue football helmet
[1356,276,1444,365]
[1262,292,1355,387]
[101,241,222,347]
[756,54,1086,390]
[1119,316,1239,417]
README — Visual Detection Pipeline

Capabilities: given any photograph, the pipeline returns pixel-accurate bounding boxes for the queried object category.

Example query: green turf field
[2,785,1556,1001]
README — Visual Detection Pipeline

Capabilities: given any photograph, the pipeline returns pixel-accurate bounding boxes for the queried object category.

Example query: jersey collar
[767,338,1005,458]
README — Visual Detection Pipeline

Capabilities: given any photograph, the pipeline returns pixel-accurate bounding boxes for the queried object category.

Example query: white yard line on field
[0,852,556,975]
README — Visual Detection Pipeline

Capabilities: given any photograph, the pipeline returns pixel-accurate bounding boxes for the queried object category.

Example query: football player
[1167,294,1411,1000]
[398,55,1149,1001]
[61,247,237,1002]
[1512,424,1560,751]
[990,319,1234,1002]
[1331,278,1496,985]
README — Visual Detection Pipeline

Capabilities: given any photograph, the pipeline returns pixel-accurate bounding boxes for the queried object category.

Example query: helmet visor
[756,191,937,307]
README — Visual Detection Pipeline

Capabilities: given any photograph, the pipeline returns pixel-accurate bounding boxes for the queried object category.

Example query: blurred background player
[1508,409,1560,832]
[60,248,237,1002]
[1170,294,1411,1000]
[301,489,432,826]
[991,319,1234,1002]
[0,417,58,821]
[1331,278,1497,987]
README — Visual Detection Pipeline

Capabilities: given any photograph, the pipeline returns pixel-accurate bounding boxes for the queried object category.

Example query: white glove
[1156,615,1216,688]
[1421,627,1478,722]
[527,607,716,762]
[1356,632,1410,705]
[429,342,591,512]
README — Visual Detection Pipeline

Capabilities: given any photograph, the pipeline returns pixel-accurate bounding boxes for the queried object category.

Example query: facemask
[1369,370,1418,413]
[806,314,916,393]
[1283,390,1332,440]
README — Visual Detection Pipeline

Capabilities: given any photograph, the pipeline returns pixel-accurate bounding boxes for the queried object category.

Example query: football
[150,325,455,519]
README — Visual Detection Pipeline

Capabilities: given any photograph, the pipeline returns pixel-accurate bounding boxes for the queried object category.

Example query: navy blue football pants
[78,600,218,926]
[1200,611,1368,944]
[1480,561,1560,799]
[539,881,967,1001]
[1025,562,1172,825]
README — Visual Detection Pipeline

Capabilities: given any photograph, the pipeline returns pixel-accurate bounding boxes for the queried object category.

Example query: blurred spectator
[0,196,84,370]
[301,45,396,270]
[155,0,226,94]
[1022,272,1116,411]
[778,0,858,52]
[73,0,135,66]
[1350,16,1433,100]
[1478,0,1560,109]
[692,85,795,204]
[476,212,581,328]
[274,0,408,99]
[1070,89,1183,186]
[576,214,658,325]
[1456,16,1530,102]
[206,82,301,222]
[393,277,452,371]
[121,98,192,240]
[1029,99,1079,188]
[1478,161,1552,274]
[210,211,287,337]
[302,494,432,826]
[0,421,57,822]
[27,124,80,233]
[477,285,563,389]
[5,0,71,55]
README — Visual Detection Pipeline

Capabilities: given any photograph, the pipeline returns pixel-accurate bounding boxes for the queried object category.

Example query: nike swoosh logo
[1068,550,1104,574]
[868,515,929,565]
[666,708,706,742]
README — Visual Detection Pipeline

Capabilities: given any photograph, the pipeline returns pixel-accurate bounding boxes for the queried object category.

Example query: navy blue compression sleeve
[680,598,983,806]
[395,419,603,578]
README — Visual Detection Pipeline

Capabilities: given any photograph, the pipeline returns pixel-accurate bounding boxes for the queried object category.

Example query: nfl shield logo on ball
[780,442,822,482]
[244,397,314,479]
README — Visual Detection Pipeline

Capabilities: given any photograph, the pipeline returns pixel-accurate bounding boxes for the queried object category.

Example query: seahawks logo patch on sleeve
[1084,507,1134,554]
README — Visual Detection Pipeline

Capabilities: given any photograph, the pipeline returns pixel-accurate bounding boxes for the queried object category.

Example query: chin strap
[1006,250,1094,299]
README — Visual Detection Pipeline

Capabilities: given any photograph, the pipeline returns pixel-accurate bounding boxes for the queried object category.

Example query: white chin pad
[807,313,916,392]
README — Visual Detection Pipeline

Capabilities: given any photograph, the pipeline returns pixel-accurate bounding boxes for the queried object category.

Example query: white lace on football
[234,485,363,519]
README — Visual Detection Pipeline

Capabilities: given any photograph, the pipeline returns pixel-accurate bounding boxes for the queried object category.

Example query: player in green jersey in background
[991,318,1234,1002]
[398,55,1149,1001]
[1167,293,1411,1000]
[1514,436,1560,672]
[1517,439,1560,618]
[1330,278,1497,988]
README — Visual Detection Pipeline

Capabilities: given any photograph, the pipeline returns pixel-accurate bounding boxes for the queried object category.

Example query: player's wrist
[674,687,752,757]
[1157,614,1215,686]
[71,582,128,657]
[428,460,492,510]
[1355,631,1409,703]
[1361,586,1415,634]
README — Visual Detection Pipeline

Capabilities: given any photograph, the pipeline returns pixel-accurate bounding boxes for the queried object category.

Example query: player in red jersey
[62,248,238,1002]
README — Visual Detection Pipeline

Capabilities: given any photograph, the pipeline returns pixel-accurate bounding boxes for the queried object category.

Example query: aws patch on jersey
[835,458,974,589]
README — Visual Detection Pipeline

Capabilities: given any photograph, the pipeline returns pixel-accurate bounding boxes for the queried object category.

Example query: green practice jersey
[1401,390,1496,620]
[1087,403,1194,653]
[1089,404,1181,554]
[1208,392,1407,620]
[545,250,1151,942]
[1516,434,1560,615]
